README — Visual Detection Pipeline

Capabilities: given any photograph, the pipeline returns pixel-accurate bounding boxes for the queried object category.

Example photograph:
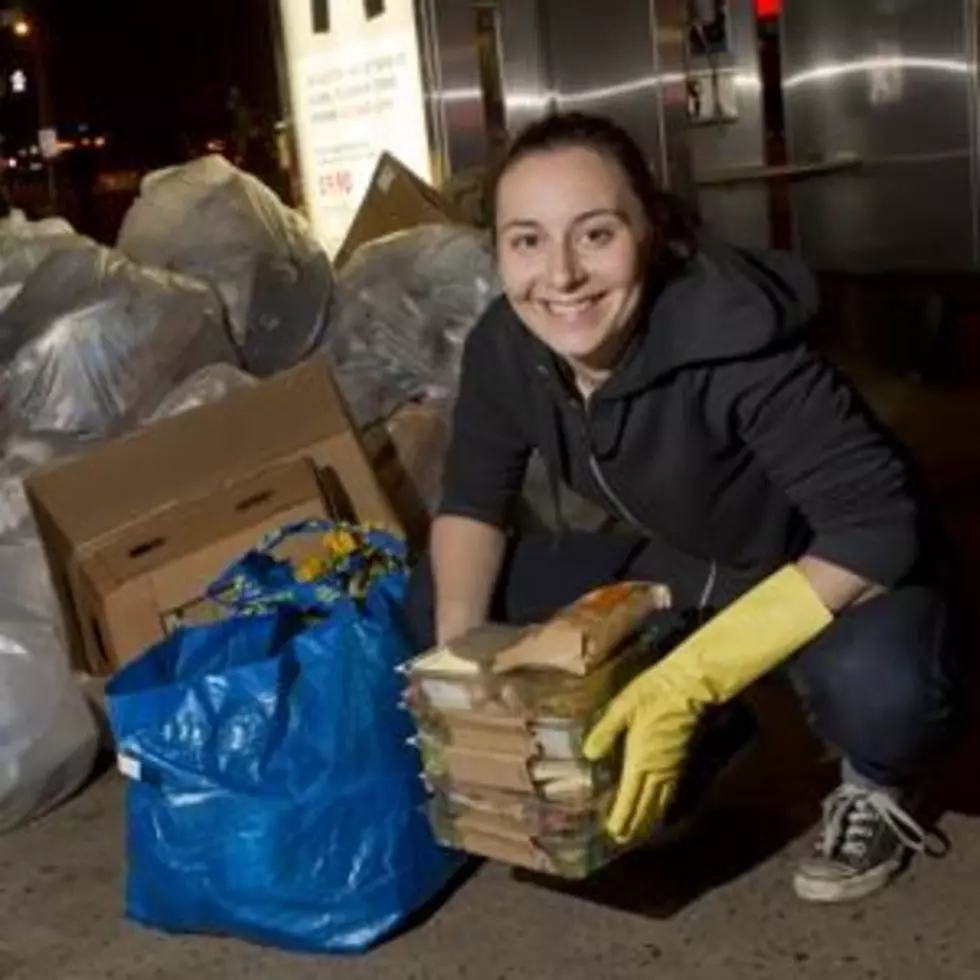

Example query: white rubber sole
[792,852,904,904]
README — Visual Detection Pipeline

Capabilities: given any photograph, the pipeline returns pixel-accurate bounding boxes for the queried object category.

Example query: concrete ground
[2,358,979,980]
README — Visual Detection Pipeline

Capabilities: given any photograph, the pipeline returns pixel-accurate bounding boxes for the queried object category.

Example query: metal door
[780,0,980,272]
[423,0,693,195]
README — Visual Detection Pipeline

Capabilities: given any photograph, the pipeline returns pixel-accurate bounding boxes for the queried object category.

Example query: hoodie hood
[592,242,819,400]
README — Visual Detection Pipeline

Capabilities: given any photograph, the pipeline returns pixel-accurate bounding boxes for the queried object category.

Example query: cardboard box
[77,459,330,673]
[26,356,401,674]
[362,401,450,546]
[334,152,463,268]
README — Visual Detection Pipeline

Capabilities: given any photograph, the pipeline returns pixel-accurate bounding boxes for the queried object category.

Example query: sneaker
[793,784,929,903]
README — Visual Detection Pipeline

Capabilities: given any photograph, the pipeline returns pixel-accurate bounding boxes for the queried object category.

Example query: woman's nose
[546,240,584,291]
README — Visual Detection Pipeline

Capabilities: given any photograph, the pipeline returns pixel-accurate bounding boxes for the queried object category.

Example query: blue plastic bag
[105,522,462,954]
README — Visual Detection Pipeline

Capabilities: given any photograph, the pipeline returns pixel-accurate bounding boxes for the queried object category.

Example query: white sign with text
[279,0,433,256]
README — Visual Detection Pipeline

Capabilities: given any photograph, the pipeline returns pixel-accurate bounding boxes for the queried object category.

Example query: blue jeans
[785,585,953,786]
[404,532,956,788]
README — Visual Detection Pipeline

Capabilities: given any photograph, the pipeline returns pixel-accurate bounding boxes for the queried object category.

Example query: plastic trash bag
[0,221,88,318]
[105,522,462,953]
[142,364,257,423]
[0,208,75,239]
[324,224,499,427]
[0,432,100,535]
[0,529,61,624]
[118,155,333,377]
[0,241,236,438]
[0,530,99,834]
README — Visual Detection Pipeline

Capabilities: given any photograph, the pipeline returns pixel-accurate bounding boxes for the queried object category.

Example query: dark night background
[38,0,281,163]
[0,0,288,238]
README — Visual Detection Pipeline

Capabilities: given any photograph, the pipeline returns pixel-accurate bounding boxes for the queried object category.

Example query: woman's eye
[510,234,540,252]
[581,226,616,248]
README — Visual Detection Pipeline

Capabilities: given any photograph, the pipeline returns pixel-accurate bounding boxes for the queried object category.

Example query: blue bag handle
[208,519,408,618]
[246,520,407,563]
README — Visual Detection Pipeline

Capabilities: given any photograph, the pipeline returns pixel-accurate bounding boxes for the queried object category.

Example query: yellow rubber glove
[583,565,833,844]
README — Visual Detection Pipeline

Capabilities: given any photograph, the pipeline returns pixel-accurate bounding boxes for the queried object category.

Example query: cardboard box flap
[76,458,332,672]
[26,356,387,551]
[335,152,463,268]
[81,459,326,596]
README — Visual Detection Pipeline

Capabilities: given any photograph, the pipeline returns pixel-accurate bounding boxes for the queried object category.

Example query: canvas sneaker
[793,783,932,903]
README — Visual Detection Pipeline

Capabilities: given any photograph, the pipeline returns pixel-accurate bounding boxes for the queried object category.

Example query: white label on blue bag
[117,755,142,782]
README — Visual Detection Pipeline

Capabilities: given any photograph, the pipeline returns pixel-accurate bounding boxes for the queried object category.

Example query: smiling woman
[405,111,956,908]
[487,114,695,391]
[494,148,648,388]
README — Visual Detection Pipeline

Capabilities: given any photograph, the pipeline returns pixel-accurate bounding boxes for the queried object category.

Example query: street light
[4,11,56,208]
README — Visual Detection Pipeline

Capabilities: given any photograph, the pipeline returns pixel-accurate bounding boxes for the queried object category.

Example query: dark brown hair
[485,111,698,262]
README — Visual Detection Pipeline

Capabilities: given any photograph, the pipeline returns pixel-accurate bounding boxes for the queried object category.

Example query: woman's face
[495,145,651,369]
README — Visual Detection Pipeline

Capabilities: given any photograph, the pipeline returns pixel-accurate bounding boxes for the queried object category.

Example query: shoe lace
[818,785,928,861]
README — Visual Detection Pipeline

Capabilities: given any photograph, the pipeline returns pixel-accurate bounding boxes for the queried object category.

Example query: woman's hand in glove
[583,565,834,846]
[582,667,703,844]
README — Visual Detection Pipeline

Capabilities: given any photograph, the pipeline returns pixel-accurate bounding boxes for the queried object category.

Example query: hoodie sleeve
[713,343,919,587]
[437,318,531,528]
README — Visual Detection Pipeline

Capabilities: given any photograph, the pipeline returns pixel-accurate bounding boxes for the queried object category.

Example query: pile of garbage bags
[0,242,235,439]
[0,159,505,836]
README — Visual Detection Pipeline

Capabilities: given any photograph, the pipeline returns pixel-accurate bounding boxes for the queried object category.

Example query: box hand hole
[235,491,274,513]
[128,537,165,559]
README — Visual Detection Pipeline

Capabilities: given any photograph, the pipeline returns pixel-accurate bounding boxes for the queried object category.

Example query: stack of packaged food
[403,582,672,879]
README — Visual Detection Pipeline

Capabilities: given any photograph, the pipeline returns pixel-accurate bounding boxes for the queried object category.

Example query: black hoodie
[438,243,920,603]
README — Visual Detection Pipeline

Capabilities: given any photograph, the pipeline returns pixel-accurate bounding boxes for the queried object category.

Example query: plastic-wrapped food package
[403,631,636,879]
[142,364,258,423]
[404,602,675,879]
[426,796,619,879]
[431,780,615,836]
[0,531,99,835]
[405,625,660,720]
[117,155,333,377]
[0,241,236,438]
[324,224,499,427]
